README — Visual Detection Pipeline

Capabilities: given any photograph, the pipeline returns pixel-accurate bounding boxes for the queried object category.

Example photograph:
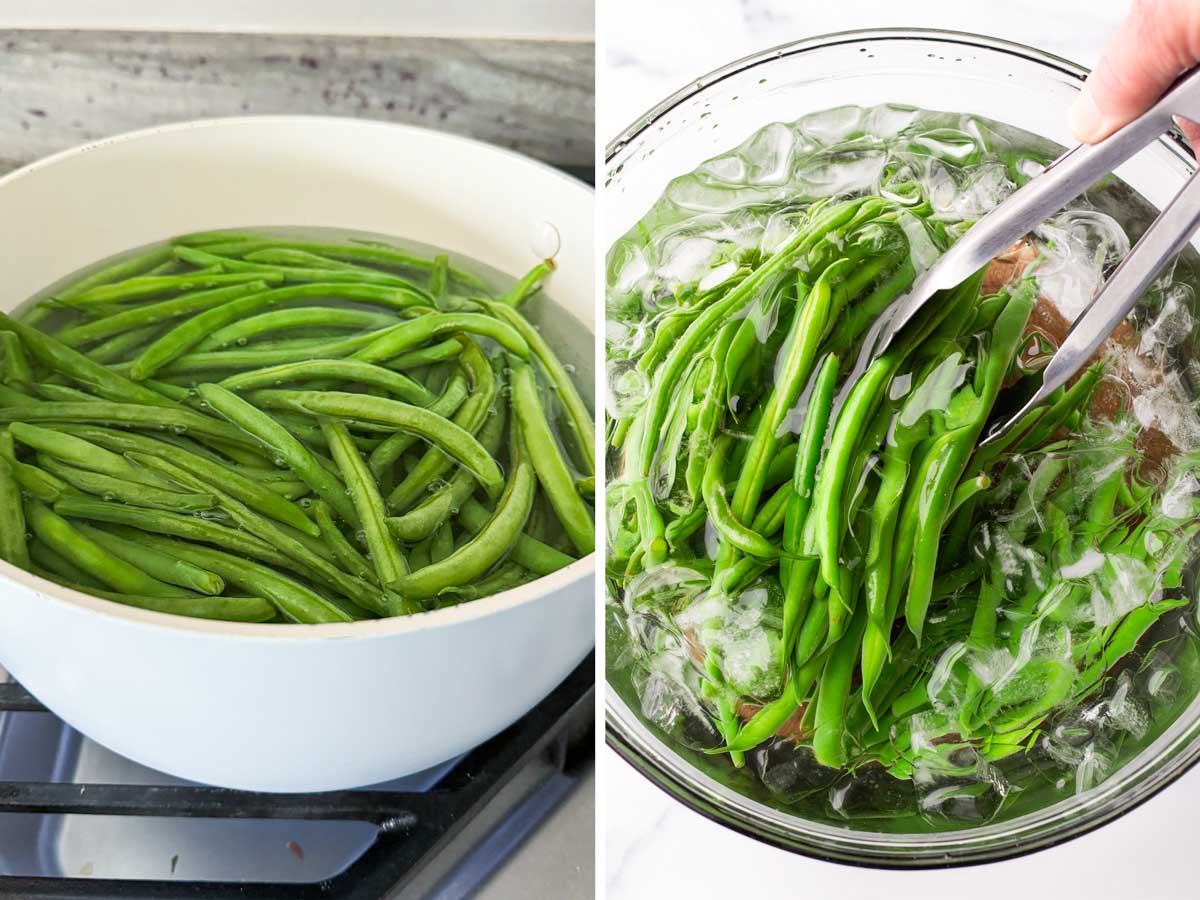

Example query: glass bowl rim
[604,26,1200,868]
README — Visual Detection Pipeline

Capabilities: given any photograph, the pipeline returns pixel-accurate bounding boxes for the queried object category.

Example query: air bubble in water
[529,220,561,260]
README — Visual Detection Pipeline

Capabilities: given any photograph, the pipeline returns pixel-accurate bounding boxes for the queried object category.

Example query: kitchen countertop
[604,2,1200,899]
[0,29,592,175]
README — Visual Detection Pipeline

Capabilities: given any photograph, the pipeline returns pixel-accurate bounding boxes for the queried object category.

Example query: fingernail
[1069,88,1105,143]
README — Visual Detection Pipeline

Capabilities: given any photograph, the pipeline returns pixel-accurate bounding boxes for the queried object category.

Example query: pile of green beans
[607,194,1200,781]
[0,231,593,624]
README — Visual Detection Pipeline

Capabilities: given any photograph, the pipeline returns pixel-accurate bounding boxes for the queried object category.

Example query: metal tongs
[873,66,1200,443]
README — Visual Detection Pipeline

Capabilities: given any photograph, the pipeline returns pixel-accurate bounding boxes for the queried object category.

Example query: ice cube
[751,739,838,803]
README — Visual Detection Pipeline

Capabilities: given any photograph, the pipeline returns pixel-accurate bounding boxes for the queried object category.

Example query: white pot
[0,116,595,792]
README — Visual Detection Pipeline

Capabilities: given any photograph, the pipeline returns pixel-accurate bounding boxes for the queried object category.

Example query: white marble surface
[0,0,593,40]
[603,2,1200,899]
[602,0,1121,138]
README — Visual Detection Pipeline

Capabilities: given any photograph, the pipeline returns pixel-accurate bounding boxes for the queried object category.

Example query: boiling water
[606,104,1200,829]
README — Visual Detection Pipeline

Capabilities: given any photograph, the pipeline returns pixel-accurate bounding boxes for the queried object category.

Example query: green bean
[29,539,105,588]
[1015,361,1105,452]
[76,523,224,594]
[62,271,279,306]
[0,428,71,500]
[56,282,271,348]
[367,370,470,478]
[948,473,991,516]
[251,389,504,499]
[779,354,839,666]
[52,246,175,302]
[813,604,868,768]
[52,496,295,570]
[128,530,355,624]
[385,338,464,370]
[47,424,318,535]
[904,281,1036,642]
[130,283,419,381]
[350,312,530,364]
[500,259,555,308]
[810,353,896,607]
[86,325,163,364]
[389,425,537,599]
[321,420,408,586]
[156,325,402,374]
[0,312,174,407]
[244,247,374,272]
[861,417,920,645]
[197,306,399,351]
[0,397,263,449]
[454,497,576,575]
[788,352,839,531]
[0,456,29,567]
[436,562,535,605]
[32,383,99,402]
[220,359,433,405]
[701,438,781,561]
[173,245,424,290]
[130,450,395,616]
[731,268,833,524]
[9,422,178,490]
[386,341,498,511]
[485,300,594,475]
[312,499,376,584]
[829,257,917,354]
[0,332,33,388]
[36,454,217,512]
[172,233,485,287]
[510,361,594,555]
[385,379,507,539]
[429,521,454,563]
[28,500,189,596]
[40,574,277,622]
[195,383,359,525]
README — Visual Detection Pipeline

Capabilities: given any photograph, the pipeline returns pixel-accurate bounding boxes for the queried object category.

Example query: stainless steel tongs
[872,66,1200,442]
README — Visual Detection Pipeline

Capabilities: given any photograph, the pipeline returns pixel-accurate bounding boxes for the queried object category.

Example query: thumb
[1071,0,1200,143]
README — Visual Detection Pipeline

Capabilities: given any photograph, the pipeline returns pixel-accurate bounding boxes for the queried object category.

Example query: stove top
[0,654,594,899]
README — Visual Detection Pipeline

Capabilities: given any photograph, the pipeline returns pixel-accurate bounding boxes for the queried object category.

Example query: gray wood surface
[0,30,594,174]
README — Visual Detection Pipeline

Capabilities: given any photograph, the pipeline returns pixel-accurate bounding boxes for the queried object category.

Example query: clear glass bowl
[605,28,1200,867]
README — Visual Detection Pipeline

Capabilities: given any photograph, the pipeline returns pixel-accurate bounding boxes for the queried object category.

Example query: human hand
[1070,0,1200,147]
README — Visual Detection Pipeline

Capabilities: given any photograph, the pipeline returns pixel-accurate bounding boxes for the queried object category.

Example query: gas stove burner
[0,655,594,899]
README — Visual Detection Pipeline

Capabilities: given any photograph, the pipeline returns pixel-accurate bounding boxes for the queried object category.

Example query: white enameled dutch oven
[0,116,595,792]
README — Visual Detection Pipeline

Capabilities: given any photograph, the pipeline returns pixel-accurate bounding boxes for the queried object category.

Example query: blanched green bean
[388,426,536,599]
[220,359,434,405]
[36,454,218,512]
[351,313,530,363]
[28,500,190,597]
[9,422,180,490]
[485,300,594,475]
[77,523,224,595]
[195,383,360,526]
[250,389,504,499]
[0,312,175,407]
[0,456,29,567]
[57,281,270,347]
[63,271,280,306]
[48,424,318,535]
[321,420,408,587]
[197,306,399,351]
[510,361,593,556]
[52,496,295,571]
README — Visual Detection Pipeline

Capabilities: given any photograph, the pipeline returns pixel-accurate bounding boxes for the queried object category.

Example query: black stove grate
[0,653,594,899]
